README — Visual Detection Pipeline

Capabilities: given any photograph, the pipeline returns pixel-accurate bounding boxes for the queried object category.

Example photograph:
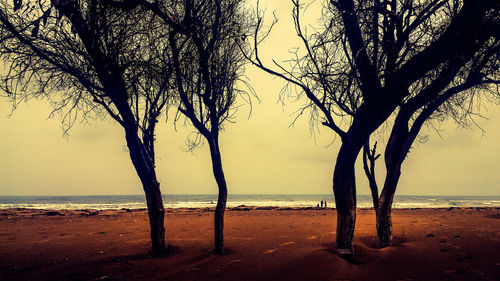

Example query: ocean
[0,194,499,210]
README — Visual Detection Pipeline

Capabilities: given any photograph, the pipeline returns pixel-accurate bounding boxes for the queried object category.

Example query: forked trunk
[332,101,396,256]
[124,126,167,256]
[208,136,228,255]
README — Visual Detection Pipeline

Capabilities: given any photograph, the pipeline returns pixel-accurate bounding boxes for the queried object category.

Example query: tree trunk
[376,161,402,248]
[51,1,168,256]
[208,136,228,255]
[333,141,361,256]
[144,181,167,256]
[375,205,392,248]
[375,111,409,249]
[124,126,167,257]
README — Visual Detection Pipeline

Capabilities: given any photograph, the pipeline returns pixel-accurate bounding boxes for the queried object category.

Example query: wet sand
[1,207,499,281]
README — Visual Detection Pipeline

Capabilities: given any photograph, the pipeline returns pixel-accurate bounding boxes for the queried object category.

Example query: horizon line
[0,193,499,197]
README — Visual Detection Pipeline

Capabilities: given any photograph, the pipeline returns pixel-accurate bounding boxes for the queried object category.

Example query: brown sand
[0,207,499,281]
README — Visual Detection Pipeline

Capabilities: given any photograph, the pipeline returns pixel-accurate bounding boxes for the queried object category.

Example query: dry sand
[0,207,499,281]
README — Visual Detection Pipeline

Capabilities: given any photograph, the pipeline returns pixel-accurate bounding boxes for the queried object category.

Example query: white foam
[1,195,499,210]
[0,203,147,210]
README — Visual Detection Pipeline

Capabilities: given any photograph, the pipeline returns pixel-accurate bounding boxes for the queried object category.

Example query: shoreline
[2,194,498,211]
[1,205,499,213]
[1,207,499,280]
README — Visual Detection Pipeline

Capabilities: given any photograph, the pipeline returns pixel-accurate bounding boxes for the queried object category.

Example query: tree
[0,0,174,256]
[363,37,500,248]
[102,0,252,255]
[246,0,499,256]
[169,0,250,255]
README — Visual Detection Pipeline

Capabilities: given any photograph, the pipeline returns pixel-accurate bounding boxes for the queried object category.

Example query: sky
[0,1,499,197]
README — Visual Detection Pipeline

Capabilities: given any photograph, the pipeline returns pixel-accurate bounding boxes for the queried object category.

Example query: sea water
[0,194,499,210]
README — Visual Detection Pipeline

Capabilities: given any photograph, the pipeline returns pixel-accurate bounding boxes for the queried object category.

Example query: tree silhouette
[0,0,174,256]
[246,0,499,256]
[363,37,499,248]
[168,0,250,256]
[102,0,252,255]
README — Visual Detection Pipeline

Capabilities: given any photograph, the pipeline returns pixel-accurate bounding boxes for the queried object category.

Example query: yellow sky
[0,1,499,196]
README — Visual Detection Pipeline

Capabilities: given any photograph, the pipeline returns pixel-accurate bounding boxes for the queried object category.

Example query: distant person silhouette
[320,200,324,208]
[324,201,327,208]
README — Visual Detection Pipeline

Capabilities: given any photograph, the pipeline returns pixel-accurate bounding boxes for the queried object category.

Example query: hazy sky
[0,1,499,197]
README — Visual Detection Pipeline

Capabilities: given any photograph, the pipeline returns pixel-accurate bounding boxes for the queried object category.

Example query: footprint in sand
[280,241,295,246]
[307,236,317,240]
[264,249,277,254]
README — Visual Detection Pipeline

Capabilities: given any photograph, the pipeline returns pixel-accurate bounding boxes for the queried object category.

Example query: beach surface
[1,207,499,281]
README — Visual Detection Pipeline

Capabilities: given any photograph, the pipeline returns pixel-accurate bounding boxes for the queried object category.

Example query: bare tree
[102,0,252,255]
[246,0,499,256]
[169,0,251,255]
[363,37,500,248]
[0,0,174,256]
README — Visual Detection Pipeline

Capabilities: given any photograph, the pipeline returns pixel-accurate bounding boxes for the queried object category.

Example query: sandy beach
[1,207,499,281]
